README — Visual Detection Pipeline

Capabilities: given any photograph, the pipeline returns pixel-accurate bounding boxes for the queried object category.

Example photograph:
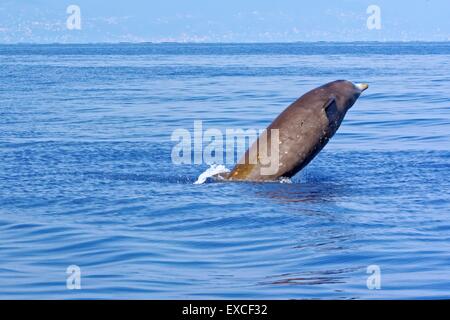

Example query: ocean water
[0,42,449,299]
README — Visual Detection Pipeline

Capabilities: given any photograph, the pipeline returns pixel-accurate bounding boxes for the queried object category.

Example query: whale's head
[326,80,369,112]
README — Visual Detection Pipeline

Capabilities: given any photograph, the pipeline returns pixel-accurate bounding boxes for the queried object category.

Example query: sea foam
[194,164,230,185]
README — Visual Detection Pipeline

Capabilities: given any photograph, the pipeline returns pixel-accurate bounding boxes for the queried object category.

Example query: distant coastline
[1,41,450,46]
[1,42,449,56]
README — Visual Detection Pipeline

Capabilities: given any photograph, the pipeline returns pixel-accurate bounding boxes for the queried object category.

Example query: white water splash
[194,164,230,185]
[279,177,292,184]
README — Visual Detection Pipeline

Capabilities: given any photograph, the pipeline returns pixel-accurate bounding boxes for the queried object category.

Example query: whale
[224,80,368,182]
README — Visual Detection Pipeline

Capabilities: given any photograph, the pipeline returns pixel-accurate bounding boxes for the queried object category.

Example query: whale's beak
[355,83,369,92]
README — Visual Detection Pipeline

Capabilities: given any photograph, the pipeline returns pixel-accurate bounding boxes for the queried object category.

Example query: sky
[0,0,449,43]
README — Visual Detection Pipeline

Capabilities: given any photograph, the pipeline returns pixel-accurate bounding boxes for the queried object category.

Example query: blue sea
[0,42,449,299]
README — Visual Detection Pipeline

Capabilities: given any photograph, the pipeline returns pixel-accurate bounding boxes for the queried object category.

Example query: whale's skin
[226,80,368,181]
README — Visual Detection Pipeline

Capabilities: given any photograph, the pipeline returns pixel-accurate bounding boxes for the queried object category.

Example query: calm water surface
[0,43,449,299]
